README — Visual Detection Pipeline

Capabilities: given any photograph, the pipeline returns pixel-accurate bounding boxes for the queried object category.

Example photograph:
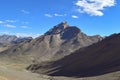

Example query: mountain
[27,33,120,77]
[1,22,120,80]
[0,34,33,52]
[0,35,17,52]
[0,34,18,43]
[11,37,33,44]
[0,34,33,44]
[0,21,102,63]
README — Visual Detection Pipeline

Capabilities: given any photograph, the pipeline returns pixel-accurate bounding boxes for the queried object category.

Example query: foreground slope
[27,33,120,77]
[1,61,120,80]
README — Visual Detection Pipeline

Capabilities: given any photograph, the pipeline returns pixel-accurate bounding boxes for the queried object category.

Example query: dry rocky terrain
[0,22,120,80]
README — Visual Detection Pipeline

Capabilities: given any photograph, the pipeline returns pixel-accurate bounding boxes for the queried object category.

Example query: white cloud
[45,13,67,18]
[0,31,10,35]
[21,26,29,28]
[0,19,17,24]
[15,33,40,38]
[22,21,29,24]
[4,24,16,28]
[54,13,66,17]
[5,20,17,23]
[75,0,116,16]
[72,15,79,18]
[44,14,53,18]
[21,10,30,14]
[0,32,40,38]
[0,21,4,24]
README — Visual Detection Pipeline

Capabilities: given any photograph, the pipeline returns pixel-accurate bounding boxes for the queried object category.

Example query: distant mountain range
[0,35,32,52]
[0,21,102,63]
[0,35,17,43]
[0,34,33,44]
[1,21,120,80]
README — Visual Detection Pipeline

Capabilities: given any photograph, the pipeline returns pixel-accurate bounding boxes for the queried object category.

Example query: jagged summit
[58,21,69,29]
[45,21,69,35]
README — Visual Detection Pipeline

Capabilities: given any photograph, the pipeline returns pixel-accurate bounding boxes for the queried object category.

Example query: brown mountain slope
[0,21,102,63]
[27,33,120,77]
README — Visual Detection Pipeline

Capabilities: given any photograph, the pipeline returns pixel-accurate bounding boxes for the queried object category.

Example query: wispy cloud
[54,13,66,17]
[21,21,29,24]
[0,32,40,38]
[71,15,79,18]
[0,20,17,28]
[21,26,29,29]
[0,19,17,24]
[44,14,53,18]
[4,24,16,28]
[5,20,17,23]
[75,0,116,16]
[0,19,31,29]
[44,13,67,18]
[0,31,10,35]
[15,33,40,38]
[21,10,30,14]
[0,21,4,24]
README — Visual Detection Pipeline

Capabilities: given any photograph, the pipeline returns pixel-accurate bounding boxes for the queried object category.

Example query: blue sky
[0,0,120,37]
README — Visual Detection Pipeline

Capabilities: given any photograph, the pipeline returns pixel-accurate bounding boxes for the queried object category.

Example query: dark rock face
[45,21,69,35]
[60,27,80,40]
[0,21,102,63]
[29,33,120,77]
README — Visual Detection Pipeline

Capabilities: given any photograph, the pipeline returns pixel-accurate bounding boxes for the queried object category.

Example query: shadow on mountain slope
[0,22,102,63]
[27,33,120,78]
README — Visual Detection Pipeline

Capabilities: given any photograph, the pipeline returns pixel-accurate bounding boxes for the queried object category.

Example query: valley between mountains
[0,21,120,80]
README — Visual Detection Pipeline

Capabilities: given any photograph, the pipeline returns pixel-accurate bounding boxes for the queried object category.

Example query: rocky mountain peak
[0,21,103,64]
[58,21,69,29]
[45,21,70,35]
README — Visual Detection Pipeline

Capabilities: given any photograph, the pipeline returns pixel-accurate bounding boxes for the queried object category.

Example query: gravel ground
[0,61,120,80]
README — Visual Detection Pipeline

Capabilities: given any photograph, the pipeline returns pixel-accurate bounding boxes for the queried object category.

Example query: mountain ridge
[0,35,33,52]
[0,21,102,63]
[27,33,120,77]
[1,22,120,80]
